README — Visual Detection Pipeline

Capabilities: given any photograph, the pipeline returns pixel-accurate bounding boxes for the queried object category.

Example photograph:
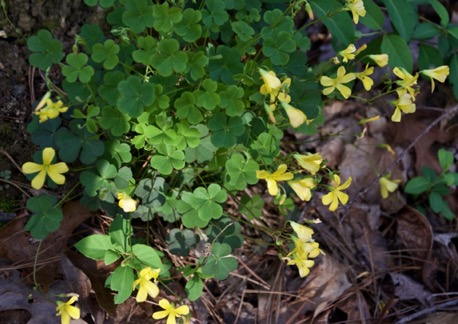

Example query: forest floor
[1,1,458,323]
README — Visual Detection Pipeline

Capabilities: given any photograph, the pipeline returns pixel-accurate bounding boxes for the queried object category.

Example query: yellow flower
[321,174,352,211]
[354,44,367,56]
[259,68,282,96]
[391,93,416,122]
[420,65,450,92]
[284,237,321,277]
[35,99,69,123]
[356,65,374,91]
[56,295,80,324]
[256,164,294,196]
[288,178,316,201]
[393,67,418,99]
[338,44,356,63]
[133,267,161,302]
[293,153,323,175]
[118,193,137,212]
[22,147,69,189]
[320,66,356,99]
[280,102,310,128]
[290,221,314,242]
[260,69,291,110]
[345,0,366,24]
[368,54,389,67]
[379,176,400,199]
[152,299,190,324]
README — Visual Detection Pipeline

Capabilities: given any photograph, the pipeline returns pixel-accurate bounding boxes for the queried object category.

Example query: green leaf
[382,0,417,41]
[309,0,355,45]
[117,76,156,117]
[132,244,162,269]
[92,39,120,70]
[184,125,217,163]
[381,34,413,72]
[438,148,454,171]
[134,177,165,208]
[109,215,132,252]
[201,242,238,280]
[110,266,134,304]
[427,0,449,27]
[150,145,185,175]
[61,53,94,83]
[232,20,255,41]
[132,36,157,66]
[195,79,221,110]
[220,85,245,117]
[80,24,106,52]
[84,0,115,8]
[175,8,202,43]
[185,275,204,301]
[152,3,183,34]
[202,0,229,32]
[262,31,296,66]
[104,250,121,265]
[25,194,63,239]
[404,176,432,194]
[186,51,209,81]
[27,29,64,70]
[150,39,188,76]
[207,217,243,249]
[75,234,114,260]
[105,139,132,166]
[122,0,154,33]
[208,46,244,84]
[239,194,264,219]
[440,203,455,220]
[412,22,440,40]
[114,166,133,190]
[99,106,131,137]
[175,122,201,150]
[360,0,384,30]
[429,191,444,213]
[98,71,124,106]
[250,131,281,164]
[181,184,227,224]
[208,113,245,148]
[225,153,259,190]
[175,91,204,124]
[418,44,443,70]
[178,200,209,228]
[166,228,200,256]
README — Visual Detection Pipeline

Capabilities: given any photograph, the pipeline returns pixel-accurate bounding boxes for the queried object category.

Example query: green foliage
[404,149,458,220]
[27,30,64,70]
[25,194,63,239]
[25,0,456,304]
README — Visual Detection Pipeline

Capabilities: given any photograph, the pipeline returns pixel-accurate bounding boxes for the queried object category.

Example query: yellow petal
[175,304,190,316]
[66,305,80,320]
[336,84,352,99]
[266,178,279,196]
[335,190,349,205]
[22,162,43,174]
[321,192,334,207]
[47,170,66,185]
[320,76,335,87]
[338,177,352,190]
[42,147,56,165]
[152,310,169,320]
[31,170,47,189]
[391,107,401,122]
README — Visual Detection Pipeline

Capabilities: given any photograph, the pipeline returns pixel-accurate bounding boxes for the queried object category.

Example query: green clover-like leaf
[105,139,132,166]
[239,194,264,220]
[61,53,94,83]
[132,36,157,66]
[195,79,220,110]
[175,91,204,124]
[201,242,238,280]
[80,159,117,197]
[122,0,154,33]
[117,76,156,117]
[208,113,245,148]
[166,228,200,256]
[186,51,209,81]
[175,8,202,43]
[262,31,296,66]
[99,106,131,137]
[150,39,188,76]
[184,124,217,163]
[150,144,185,175]
[208,46,244,84]
[231,20,255,41]
[220,85,245,116]
[152,2,183,34]
[181,184,227,223]
[225,153,259,190]
[27,29,64,70]
[25,194,63,239]
[202,0,229,32]
[92,39,120,70]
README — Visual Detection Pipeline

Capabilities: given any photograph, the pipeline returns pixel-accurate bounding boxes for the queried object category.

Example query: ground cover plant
[1,0,458,323]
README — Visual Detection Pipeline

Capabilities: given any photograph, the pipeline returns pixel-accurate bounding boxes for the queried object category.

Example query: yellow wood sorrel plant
[23,0,453,305]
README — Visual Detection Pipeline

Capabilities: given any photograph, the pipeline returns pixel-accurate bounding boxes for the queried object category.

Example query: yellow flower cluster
[256,153,323,202]
[35,94,69,123]
[283,221,321,277]
[391,65,449,122]
[259,68,312,128]
[133,267,190,323]
[345,0,366,24]
[56,294,80,324]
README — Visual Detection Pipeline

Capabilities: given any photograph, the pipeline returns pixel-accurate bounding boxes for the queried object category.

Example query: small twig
[395,298,458,324]
[0,148,24,173]
[341,104,458,222]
